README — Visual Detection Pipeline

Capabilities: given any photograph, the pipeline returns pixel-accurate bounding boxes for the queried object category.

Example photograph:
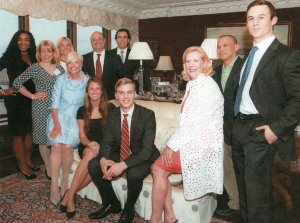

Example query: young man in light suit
[232,1,300,222]
[88,78,160,222]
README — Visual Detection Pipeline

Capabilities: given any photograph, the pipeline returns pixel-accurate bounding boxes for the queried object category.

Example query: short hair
[115,29,131,40]
[181,46,214,81]
[36,40,58,64]
[65,51,83,65]
[90,31,105,41]
[56,37,75,63]
[115,78,136,92]
[219,35,238,44]
[247,0,276,19]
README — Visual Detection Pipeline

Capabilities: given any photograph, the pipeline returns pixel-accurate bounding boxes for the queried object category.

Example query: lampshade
[200,39,219,60]
[155,56,174,71]
[128,42,154,60]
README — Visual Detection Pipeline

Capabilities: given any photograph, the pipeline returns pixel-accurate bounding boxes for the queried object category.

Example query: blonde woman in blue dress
[46,52,89,206]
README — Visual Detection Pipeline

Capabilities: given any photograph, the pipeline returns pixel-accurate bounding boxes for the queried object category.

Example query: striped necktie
[120,114,130,178]
[233,46,258,116]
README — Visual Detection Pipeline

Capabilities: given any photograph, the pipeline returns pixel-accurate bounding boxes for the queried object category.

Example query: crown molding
[63,0,300,20]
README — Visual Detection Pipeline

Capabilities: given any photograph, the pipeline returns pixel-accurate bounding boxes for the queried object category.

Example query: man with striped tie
[232,1,300,222]
[88,78,160,222]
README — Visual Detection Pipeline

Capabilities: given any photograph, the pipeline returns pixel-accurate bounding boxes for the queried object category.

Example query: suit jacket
[233,38,300,161]
[110,48,152,92]
[99,104,160,168]
[82,50,127,100]
[213,57,242,145]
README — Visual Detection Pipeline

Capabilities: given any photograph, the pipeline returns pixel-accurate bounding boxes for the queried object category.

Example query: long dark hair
[2,30,37,66]
[83,77,110,134]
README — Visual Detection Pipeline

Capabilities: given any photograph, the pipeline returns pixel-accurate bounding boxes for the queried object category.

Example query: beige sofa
[58,99,217,222]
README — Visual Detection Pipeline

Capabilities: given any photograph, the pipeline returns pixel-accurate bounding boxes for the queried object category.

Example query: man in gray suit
[213,35,241,216]
[88,78,160,222]
[232,1,300,222]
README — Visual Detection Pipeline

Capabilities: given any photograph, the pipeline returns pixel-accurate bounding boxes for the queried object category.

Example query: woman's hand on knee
[88,141,100,154]
[162,146,173,167]
[50,124,62,140]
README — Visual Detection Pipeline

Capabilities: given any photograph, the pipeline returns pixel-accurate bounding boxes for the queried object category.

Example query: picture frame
[205,22,292,56]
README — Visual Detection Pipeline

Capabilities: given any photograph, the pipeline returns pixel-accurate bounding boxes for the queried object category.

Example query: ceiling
[63,0,300,19]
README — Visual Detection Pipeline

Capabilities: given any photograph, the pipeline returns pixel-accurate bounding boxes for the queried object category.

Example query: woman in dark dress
[0,30,39,179]
[59,77,115,219]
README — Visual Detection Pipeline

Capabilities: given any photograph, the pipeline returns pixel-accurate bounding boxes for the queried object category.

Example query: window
[29,17,67,47]
[111,29,118,50]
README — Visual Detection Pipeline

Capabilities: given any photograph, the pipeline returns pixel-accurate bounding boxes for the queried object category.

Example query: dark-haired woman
[0,30,38,179]
[59,77,115,219]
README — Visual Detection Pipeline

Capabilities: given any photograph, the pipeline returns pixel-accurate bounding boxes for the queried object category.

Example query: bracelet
[168,146,173,152]
[0,89,4,95]
[32,94,34,100]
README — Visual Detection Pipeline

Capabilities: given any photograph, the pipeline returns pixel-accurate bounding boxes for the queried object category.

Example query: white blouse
[167,73,224,200]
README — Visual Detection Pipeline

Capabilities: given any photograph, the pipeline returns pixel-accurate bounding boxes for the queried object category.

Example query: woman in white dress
[149,46,224,223]
[56,37,74,71]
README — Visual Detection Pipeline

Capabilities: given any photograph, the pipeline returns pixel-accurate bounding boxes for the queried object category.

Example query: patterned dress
[46,73,88,147]
[13,63,65,144]
[167,73,224,200]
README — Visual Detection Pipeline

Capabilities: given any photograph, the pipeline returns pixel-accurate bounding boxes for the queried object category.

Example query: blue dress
[46,73,88,147]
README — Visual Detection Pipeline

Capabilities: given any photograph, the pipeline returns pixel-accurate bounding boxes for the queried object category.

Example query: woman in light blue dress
[46,52,88,206]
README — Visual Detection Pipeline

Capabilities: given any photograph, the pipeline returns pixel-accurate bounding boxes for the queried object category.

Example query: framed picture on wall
[143,37,160,68]
[205,22,292,57]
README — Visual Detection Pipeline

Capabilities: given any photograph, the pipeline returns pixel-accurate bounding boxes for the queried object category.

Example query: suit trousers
[232,115,276,223]
[88,154,153,211]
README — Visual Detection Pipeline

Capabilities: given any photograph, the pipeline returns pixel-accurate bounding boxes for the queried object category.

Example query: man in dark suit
[82,31,127,100]
[88,78,160,222]
[232,1,300,222]
[110,29,152,97]
[213,35,242,216]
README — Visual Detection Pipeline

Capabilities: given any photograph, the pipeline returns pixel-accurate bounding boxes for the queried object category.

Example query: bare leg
[149,164,176,223]
[60,144,74,197]
[12,135,32,175]
[50,143,62,201]
[39,144,51,177]
[65,148,97,212]
[24,133,34,167]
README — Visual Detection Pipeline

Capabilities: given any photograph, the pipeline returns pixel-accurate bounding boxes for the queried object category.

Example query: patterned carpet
[0,167,230,223]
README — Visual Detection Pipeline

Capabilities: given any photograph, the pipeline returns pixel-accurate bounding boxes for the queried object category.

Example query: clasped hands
[256,125,278,144]
[100,157,128,180]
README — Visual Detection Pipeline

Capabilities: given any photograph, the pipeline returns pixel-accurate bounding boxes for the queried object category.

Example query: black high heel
[66,196,76,219]
[16,165,37,180]
[45,169,51,180]
[28,164,40,171]
[59,189,69,212]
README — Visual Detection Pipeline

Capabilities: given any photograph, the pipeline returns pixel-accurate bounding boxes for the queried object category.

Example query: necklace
[21,52,28,54]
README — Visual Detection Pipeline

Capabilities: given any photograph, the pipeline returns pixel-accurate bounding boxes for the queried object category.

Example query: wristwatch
[0,86,3,95]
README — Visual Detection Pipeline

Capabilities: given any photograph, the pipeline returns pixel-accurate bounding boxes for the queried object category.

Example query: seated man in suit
[82,31,127,100]
[213,35,242,216]
[110,29,152,97]
[88,78,160,222]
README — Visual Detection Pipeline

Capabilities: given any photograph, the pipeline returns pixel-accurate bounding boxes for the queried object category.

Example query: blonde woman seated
[56,37,74,71]
[59,77,115,219]
[46,52,89,206]
[149,46,224,223]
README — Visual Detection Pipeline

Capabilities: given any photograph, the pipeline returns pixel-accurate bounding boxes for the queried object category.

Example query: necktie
[120,114,130,178]
[233,46,258,117]
[120,51,124,63]
[96,54,102,80]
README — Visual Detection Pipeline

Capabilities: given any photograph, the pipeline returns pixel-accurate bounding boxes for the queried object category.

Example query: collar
[93,49,105,57]
[254,35,275,53]
[121,103,135,117]
[222,56,238,69]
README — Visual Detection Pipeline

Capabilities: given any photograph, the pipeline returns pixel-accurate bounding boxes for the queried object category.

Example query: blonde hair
[56,37,75,64]
[115,78,136,92]
[181,46,214,81]
[36,40,58,64]
[65,51,83,65]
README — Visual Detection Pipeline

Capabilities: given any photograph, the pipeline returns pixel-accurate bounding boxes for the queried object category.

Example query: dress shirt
[221,56,238,90]
[239,35,275,115]
[117,48,128,63]
[93,50,105,73]
[120,104,135,148]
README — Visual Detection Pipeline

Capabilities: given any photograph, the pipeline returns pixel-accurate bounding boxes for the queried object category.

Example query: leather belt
[238,113,261,120]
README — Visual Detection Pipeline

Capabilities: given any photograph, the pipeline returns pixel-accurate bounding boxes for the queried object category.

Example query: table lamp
[128,42,154,98]
[200,39,219,63]
[155,56,174,81]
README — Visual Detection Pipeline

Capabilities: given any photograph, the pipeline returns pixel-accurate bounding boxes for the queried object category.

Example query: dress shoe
[118,209,135,223]
[45,169,51,180]
[215,207,240,216]
[89,204,121,219]
[66,195,76,219]
[16,165,37,180]
[59,189,69,212]
[28,164,40,171]
[51,199,61,207]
